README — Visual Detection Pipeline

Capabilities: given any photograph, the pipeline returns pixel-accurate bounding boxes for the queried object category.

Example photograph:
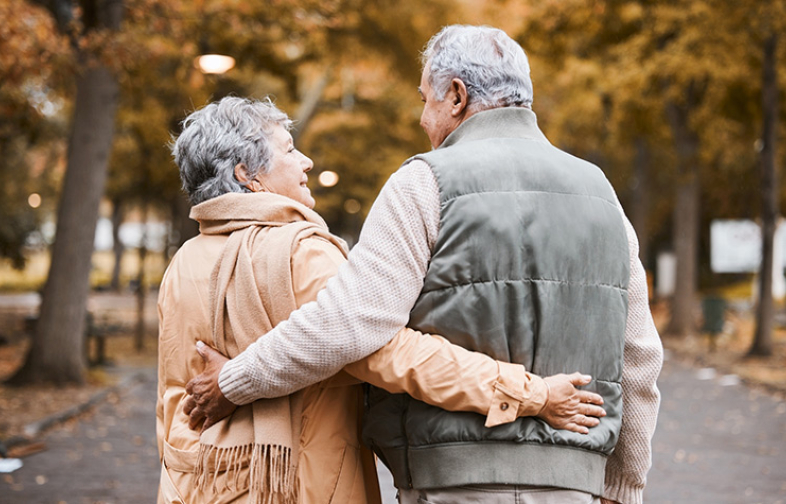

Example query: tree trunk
[668,176,700,335]
[665,93,701,337]
[750,33,779,357]
[170,194,199,259]
[8,0,123,385]
[135,205,148,353]
[631,138,651,267]
[9,66,120,384]
[110,198,124,291]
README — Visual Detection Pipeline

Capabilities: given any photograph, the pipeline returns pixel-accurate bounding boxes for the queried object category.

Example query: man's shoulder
[398,155,434,174]
[383,157,438,195]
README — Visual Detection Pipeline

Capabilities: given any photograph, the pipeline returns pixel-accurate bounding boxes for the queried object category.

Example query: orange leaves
[0,0,70,86]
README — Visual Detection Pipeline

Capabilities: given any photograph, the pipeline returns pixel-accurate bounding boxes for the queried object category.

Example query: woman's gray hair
[422,25,533,111]
[171,96,293,205]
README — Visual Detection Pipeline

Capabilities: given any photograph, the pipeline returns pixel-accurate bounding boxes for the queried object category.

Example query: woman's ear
[234,163,261,192]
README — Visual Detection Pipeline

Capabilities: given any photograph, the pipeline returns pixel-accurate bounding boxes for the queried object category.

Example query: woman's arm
[294,236,605,432]
[345,328,606,432]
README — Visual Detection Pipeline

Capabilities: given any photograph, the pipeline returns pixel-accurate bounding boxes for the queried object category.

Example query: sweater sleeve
[603,209,664,504]
[218,160,442,403]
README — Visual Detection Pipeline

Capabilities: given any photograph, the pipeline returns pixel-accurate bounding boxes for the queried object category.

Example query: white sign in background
[710,219,786,297]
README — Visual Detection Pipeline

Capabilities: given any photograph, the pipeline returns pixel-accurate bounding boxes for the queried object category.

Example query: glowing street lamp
[195,54,236,75]
[28,193,42,208]
[344,199,361,214]
[318,171,339,187]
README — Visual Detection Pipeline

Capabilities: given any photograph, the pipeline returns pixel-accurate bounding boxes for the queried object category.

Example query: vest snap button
[500,402,509,411]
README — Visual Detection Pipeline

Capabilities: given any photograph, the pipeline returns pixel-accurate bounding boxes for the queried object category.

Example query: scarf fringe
[195,442,298,504]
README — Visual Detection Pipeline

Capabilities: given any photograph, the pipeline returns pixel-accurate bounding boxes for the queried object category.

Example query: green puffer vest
[362,107,630,496]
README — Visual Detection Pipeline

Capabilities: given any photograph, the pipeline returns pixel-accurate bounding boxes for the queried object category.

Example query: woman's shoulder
[293,234,347,265]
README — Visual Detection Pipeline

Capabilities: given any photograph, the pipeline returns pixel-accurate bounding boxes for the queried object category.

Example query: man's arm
[602,211,664,504]
[217,160,442,404]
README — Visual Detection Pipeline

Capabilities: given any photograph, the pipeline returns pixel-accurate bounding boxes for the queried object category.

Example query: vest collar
[438,107,550,149]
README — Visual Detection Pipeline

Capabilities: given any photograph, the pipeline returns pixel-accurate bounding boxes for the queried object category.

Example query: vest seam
[420,277,628,295]
[408,440,610,458]
[440,189,618,208]
[591,378,621,385]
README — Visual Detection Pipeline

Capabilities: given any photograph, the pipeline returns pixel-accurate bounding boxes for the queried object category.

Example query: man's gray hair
[422,25,533,111]
[171,96,293,205]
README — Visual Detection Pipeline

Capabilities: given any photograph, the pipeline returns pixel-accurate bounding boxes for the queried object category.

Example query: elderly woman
[156,97,605,504]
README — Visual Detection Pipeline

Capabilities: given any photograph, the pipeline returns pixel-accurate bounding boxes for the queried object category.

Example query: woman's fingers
[566,372,593,386]
[581,403,607,418]
[576,414,600,427]
[564,421,591,435]
[577,390,604,405]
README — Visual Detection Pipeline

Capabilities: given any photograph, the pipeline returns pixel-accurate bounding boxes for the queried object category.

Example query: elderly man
[188,25,662,504]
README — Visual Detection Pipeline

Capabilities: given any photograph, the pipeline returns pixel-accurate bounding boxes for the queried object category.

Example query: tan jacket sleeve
[291,236,548,427]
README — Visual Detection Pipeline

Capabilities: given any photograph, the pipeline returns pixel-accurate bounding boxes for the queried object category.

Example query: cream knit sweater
[219,160,663,504]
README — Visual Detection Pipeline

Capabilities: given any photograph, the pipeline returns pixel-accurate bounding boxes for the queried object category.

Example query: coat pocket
[329,445,364,504]
[158,463,185,504]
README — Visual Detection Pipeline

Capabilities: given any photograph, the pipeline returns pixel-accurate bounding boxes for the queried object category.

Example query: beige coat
[158,225,382,504]
[157,197,546,504]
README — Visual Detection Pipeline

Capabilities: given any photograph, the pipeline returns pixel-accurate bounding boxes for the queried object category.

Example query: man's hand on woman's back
[183,341,237,432]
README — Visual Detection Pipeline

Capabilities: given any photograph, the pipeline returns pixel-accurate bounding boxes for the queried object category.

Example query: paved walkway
[1,368,160,504]
[2,355,785,503]
[644,352,786,504]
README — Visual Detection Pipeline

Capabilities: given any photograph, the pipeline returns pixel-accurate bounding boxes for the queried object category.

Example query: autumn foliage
[1,0,785,383]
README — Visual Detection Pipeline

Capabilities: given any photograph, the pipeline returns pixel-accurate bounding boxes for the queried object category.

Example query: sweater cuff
[218,356,256,406]
[604,470,644,504]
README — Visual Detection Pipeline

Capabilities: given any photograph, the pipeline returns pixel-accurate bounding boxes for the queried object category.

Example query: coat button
[500,402,509,411]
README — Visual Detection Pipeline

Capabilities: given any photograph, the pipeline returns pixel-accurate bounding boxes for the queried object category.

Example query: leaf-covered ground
[0,301,158,444]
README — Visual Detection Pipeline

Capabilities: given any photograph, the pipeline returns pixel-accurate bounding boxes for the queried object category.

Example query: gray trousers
[398,485,601,504]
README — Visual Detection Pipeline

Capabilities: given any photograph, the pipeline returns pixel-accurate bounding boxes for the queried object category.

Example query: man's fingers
[201,415,217,434]
[188,408,205,431]
[183,395,196,416]
[195,340,209,361]
[196,340,225,363]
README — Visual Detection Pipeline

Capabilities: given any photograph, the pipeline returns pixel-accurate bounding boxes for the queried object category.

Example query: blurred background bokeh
[1,0,785,500]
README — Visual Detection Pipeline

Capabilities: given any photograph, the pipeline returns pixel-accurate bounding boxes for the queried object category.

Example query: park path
[2,354,785,503]
[1,367,160,503]
[643,352,786,504]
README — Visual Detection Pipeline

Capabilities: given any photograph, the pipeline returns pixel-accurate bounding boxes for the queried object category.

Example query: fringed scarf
[188,192,348,504]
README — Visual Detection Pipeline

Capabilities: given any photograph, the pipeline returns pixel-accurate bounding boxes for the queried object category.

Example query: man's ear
[450,78,470,117]
[234,163,261,192]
